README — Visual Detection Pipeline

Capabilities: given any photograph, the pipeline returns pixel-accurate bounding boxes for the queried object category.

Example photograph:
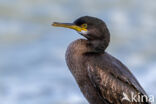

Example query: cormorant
[52,16,150,104]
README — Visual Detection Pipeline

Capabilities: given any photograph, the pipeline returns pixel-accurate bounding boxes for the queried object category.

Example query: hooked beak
[52,22,87,32]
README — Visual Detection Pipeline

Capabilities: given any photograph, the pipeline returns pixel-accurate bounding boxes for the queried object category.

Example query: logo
[121,92,154,103]
[122,92,131,102]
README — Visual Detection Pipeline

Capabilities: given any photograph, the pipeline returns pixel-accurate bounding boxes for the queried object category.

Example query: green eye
[81,24,87,28]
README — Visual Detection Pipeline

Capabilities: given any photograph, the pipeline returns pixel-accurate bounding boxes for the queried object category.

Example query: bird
[52,16,150,104]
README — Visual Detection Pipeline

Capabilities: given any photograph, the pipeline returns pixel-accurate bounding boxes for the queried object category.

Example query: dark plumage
[52,16,150,104]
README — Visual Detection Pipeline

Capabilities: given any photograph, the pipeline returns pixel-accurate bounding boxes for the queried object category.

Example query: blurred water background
[0,0,156,104]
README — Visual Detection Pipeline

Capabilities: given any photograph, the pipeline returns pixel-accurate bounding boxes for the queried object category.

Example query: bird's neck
[88,38,109,53]
[66,38,109,55]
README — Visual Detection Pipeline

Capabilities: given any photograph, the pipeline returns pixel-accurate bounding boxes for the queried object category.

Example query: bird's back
[86,52,150,104]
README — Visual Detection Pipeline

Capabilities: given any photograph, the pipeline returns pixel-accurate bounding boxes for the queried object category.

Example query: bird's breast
[65,41,105,104]
[65,39,91,82]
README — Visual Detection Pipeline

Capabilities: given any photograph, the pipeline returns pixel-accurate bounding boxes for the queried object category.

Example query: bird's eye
[81,24,87,28]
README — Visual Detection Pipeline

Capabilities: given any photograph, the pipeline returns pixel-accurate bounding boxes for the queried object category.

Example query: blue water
[0,0,156,104]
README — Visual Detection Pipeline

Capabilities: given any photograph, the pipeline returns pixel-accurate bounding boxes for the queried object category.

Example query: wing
[87,52,150,104]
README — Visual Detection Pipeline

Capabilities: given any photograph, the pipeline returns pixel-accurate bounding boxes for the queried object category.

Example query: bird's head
[52,16,110,41]
[52,16,110,52]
